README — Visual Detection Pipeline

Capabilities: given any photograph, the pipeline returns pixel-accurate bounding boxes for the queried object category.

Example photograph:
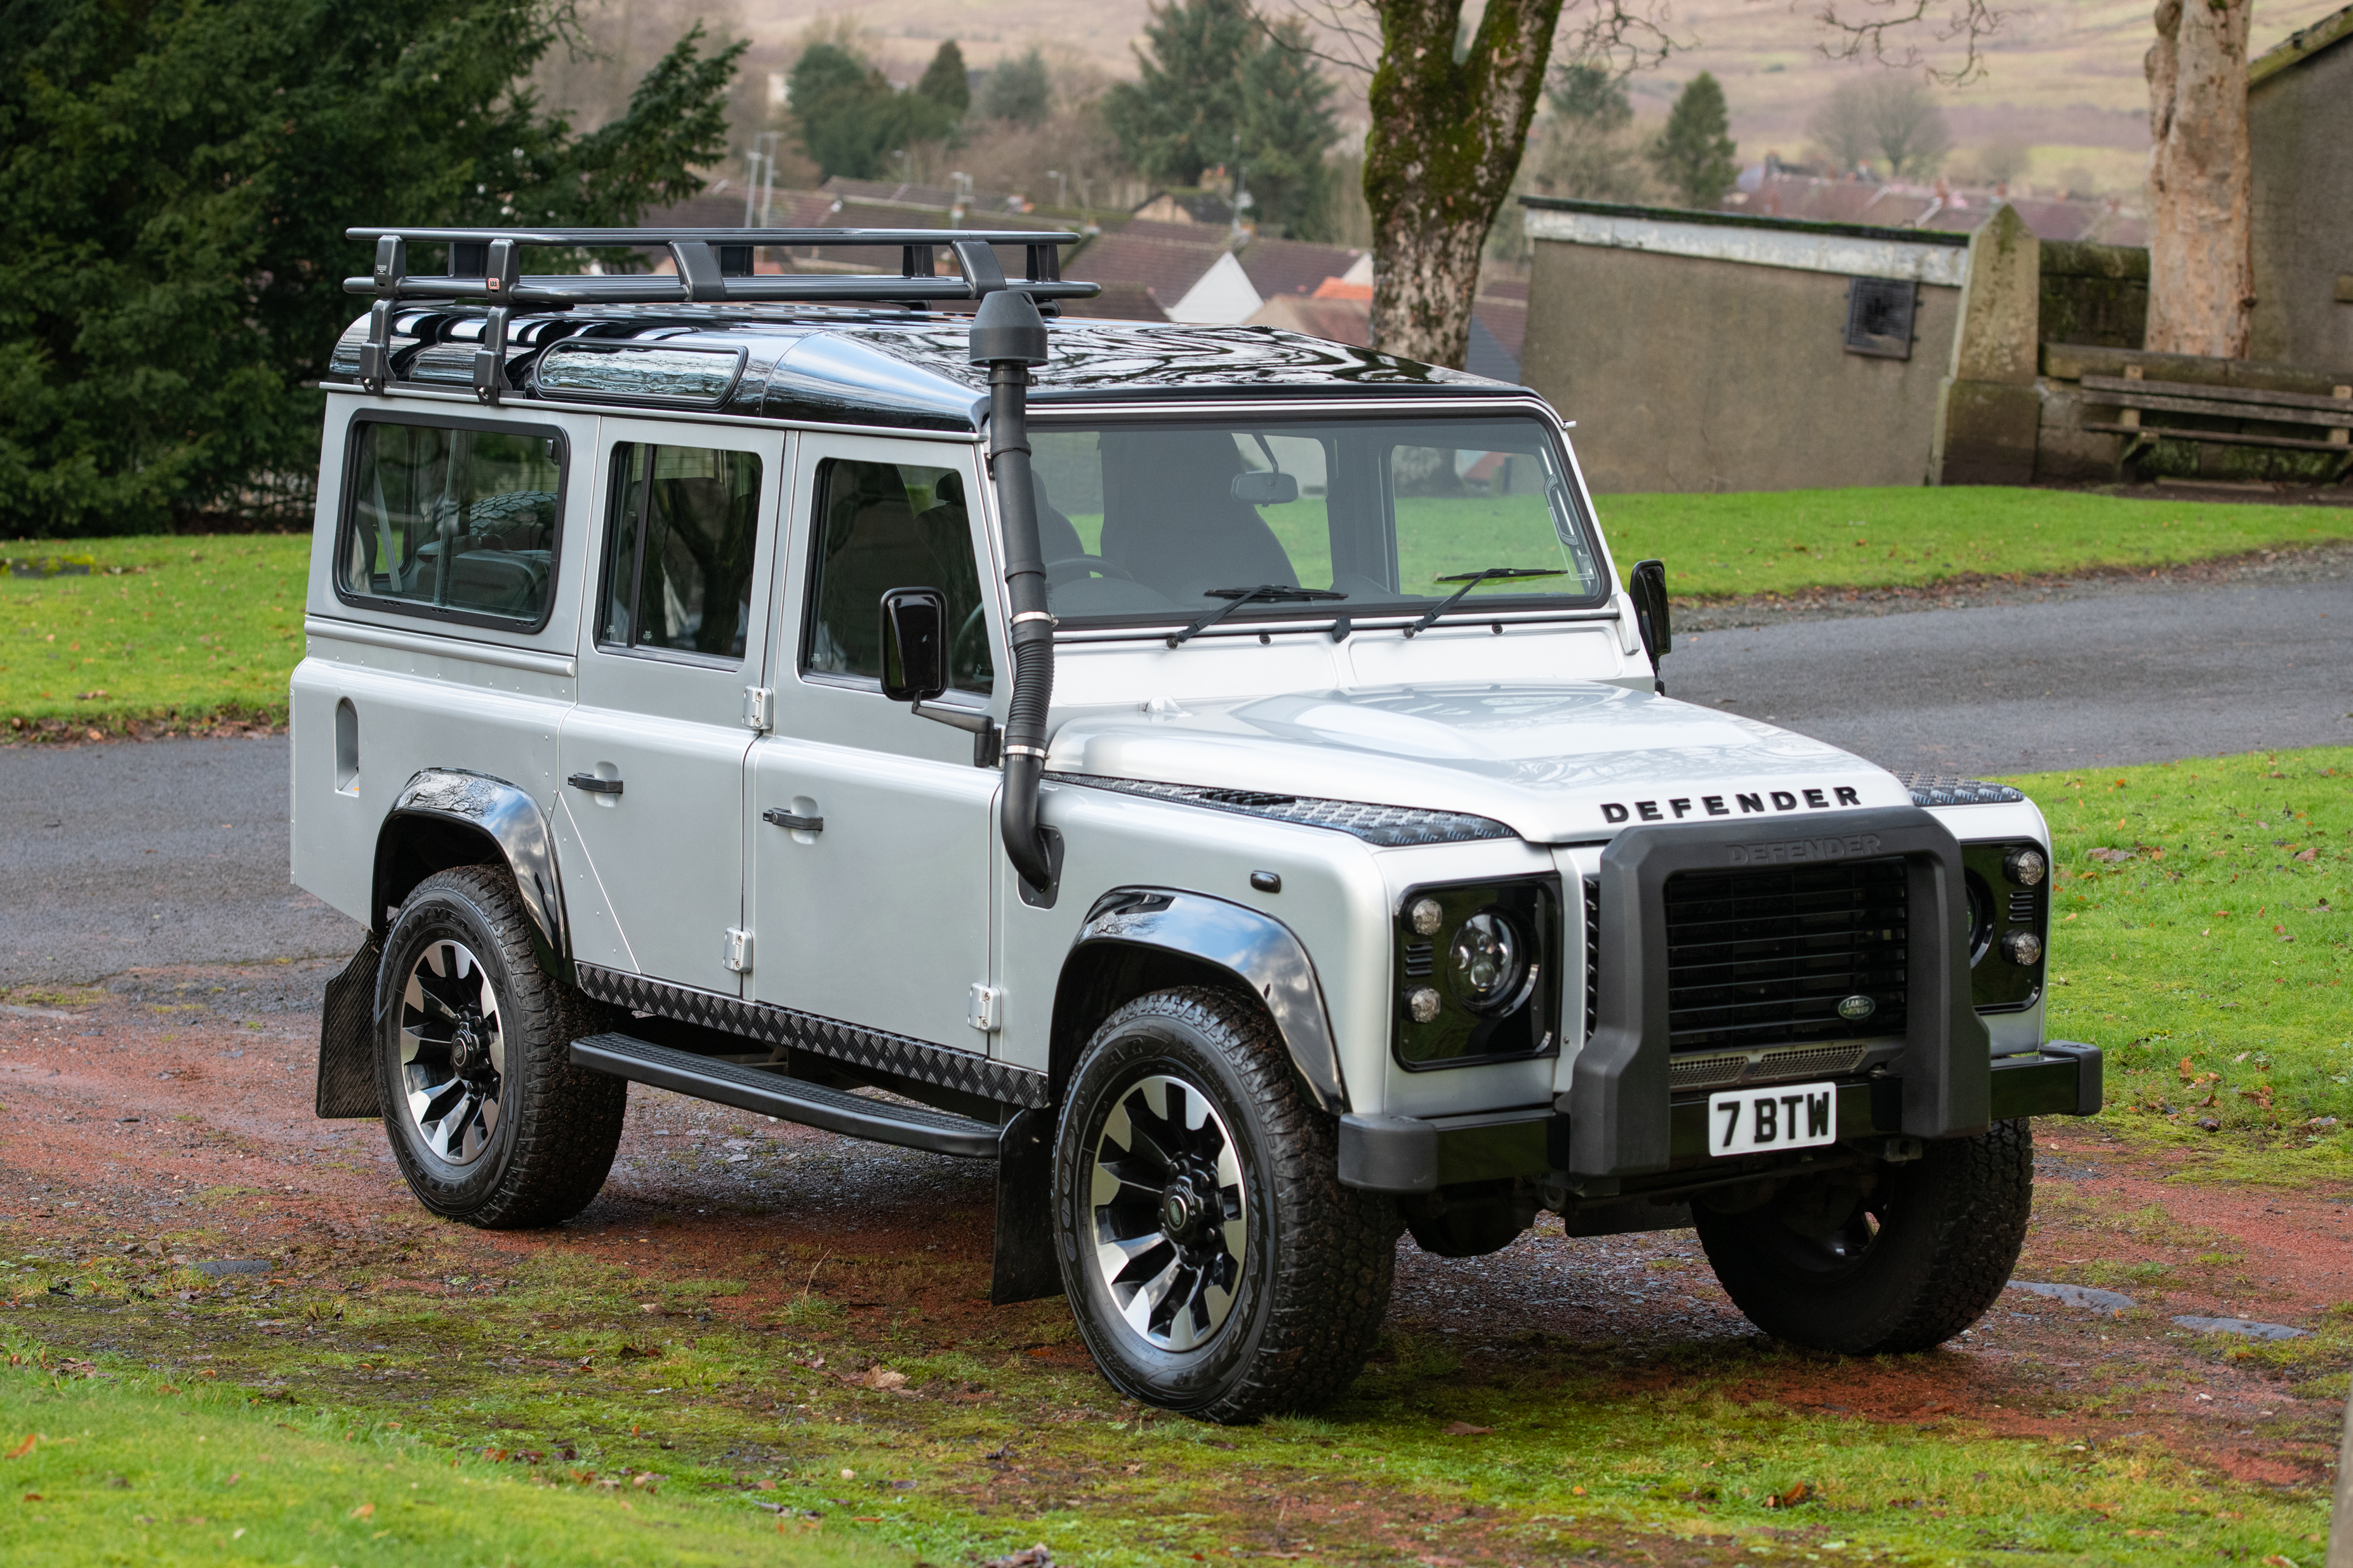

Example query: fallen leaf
[854,1366,908,1390]
[4,1435,34,1460]
[1442,1421,1494,1436]
[349,1502,374,1519]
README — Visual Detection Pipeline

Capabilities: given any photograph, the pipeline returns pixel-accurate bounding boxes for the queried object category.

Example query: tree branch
[1805,0,2011,86]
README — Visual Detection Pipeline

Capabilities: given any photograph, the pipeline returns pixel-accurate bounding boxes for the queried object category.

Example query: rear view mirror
[1628,558,1671,667]
[1231,470,1299,505]
[879,586,948,703]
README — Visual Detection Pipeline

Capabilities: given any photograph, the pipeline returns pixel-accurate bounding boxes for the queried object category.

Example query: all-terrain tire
[1694,1119,2034,1354]
[1052,987,1396,1423]
[376,866,626,1229]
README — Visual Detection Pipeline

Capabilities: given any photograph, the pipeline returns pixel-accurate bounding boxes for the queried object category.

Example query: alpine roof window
[338,417,565,628]
[597,443,764,662]
[1026,415,1603,628]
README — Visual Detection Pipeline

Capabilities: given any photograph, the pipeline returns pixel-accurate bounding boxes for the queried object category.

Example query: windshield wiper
[1166,584,1347,649]
[1400,566,1566,638]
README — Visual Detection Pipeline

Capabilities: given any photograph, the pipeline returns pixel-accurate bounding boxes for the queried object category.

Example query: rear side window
[597,444,764,662]
[339,418,564,627]
[802,458,992,695]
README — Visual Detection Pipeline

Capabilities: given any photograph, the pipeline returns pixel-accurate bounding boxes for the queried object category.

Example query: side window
[597,444,764,662]
[802,458,993,696]
[340,419,562,625]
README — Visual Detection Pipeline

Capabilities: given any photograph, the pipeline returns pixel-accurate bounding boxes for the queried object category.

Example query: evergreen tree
[979,48,1052,126]
[0,0,741,534]
[1650,72,1739,209]
[1102,0,1337,237]
[790,41,956,181]
[916,39,971,117]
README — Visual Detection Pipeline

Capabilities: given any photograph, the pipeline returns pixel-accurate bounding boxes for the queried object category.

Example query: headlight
[1448,911,1526,1012]
[1393,878,1558,1067]
[2003,847,2047,887]
[1999,928,2043,966]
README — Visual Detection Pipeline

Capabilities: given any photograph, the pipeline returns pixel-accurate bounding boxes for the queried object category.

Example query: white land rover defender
[294,225,2097,1421]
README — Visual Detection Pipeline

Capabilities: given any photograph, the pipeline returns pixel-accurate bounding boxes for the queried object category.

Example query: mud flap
[990,1106,1063,1305]
[315,932,383,1119]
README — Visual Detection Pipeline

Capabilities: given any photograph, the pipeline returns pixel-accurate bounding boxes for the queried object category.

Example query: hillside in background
[701,0,2349,194]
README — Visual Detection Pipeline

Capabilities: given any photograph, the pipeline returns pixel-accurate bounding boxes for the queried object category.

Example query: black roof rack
[343,224,1099,399]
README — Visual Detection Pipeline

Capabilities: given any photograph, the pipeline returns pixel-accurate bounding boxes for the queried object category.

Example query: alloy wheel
[1085,1073,1249,1352]
[397,939,506,1166]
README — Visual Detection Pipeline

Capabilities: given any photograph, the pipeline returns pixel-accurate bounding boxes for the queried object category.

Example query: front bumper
[1337,1039,2102,1196]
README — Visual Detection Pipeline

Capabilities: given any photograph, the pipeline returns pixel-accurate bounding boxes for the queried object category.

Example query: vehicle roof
[324,306,1527,433]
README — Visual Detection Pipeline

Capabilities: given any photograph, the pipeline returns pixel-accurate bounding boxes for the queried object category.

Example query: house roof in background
[1066,227,1228,308]
[1236,237,1368,301]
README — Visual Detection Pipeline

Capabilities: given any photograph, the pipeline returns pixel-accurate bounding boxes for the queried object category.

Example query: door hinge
[723,928,753,973]
[743,686,772,732]
[967,983,1003,1034]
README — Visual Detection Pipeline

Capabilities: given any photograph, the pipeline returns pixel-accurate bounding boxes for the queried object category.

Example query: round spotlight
[1447,911,1527,1013]
[1404,986,1442,1024]
[1999,928,2044,966]
[2003,847,2048,888]
[1407,897,1445,937]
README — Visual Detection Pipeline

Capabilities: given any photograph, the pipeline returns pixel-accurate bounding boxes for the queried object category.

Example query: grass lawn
[1,1244,2336,1568]
[2000,746,2353,1182]
[1,537,307,737]
[1596,485,2353,599]
[6,487,2349,736]
[0,1352,896,1565]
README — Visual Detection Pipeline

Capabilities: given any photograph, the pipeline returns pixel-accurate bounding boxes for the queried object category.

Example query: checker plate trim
[574,965,1049,1109]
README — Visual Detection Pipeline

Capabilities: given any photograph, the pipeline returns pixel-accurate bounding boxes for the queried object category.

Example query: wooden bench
[2079,364,2353,482]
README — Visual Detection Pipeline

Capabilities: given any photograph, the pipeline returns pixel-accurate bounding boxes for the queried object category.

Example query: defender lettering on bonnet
[1599,784,1861,825]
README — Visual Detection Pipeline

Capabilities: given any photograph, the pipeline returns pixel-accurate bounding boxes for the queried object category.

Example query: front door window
[802,458,993,694]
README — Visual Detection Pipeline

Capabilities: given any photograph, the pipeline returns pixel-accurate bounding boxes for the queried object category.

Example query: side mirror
[1231,470,1299,505]
[1628,558,1671,668]
[879,586,949,703]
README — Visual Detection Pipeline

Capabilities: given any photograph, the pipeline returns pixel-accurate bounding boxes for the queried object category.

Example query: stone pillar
[1932,204,2043,485]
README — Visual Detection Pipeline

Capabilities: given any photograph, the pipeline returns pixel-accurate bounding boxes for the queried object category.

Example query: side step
[569,1032,1001,1159]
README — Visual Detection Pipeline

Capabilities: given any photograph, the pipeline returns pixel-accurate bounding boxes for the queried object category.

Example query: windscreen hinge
[743,686,772,732]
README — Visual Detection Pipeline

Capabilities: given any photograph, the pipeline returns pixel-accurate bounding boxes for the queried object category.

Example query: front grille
[1664,858,1909,1053]
[1581,876,1600,1044]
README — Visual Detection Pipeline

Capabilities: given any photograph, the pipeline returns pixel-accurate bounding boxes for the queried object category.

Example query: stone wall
[2039,241,2147,351]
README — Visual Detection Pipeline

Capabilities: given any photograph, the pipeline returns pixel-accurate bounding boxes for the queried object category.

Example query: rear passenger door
[555,420,785,996]
[748,435,1001,1050]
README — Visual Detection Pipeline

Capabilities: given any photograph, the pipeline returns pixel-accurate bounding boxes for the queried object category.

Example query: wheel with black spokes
[376,866,625,1228]
[1693,1118,2033,1354]
[1052,988,1396,1423]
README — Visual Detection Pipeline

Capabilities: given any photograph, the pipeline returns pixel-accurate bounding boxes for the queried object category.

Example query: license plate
[1708,1082,1838,1157]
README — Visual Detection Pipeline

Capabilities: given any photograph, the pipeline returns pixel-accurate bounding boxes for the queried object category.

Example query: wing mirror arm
[1628,558,1672,695]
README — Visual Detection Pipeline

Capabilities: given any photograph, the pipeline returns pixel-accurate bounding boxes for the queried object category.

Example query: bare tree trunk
[1363,0,1562,368]
[2145,0,2253,358]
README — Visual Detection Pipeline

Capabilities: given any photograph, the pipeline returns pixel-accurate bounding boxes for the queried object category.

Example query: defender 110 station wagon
[296,224,2098,1421]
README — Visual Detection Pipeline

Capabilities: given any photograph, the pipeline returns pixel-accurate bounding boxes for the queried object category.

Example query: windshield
[1026,416,1603,626]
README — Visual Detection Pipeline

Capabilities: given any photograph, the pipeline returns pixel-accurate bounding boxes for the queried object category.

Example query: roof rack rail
[342,225,1099,399]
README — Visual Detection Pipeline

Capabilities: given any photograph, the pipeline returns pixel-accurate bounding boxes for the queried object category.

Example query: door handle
[567,772,623,796]
[762,807,823,833]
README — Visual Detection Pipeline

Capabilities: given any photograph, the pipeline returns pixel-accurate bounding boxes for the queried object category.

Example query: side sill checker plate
[574,964,1050,1109]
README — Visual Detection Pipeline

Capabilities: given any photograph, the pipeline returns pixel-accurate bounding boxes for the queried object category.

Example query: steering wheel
[1045,555,1135,587]
[953,603,991,679]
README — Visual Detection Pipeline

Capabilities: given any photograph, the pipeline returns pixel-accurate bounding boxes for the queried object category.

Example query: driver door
[747,435,1003,1050]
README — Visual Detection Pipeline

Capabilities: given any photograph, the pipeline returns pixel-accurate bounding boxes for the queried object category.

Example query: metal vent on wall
[1844,277,1917,360]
